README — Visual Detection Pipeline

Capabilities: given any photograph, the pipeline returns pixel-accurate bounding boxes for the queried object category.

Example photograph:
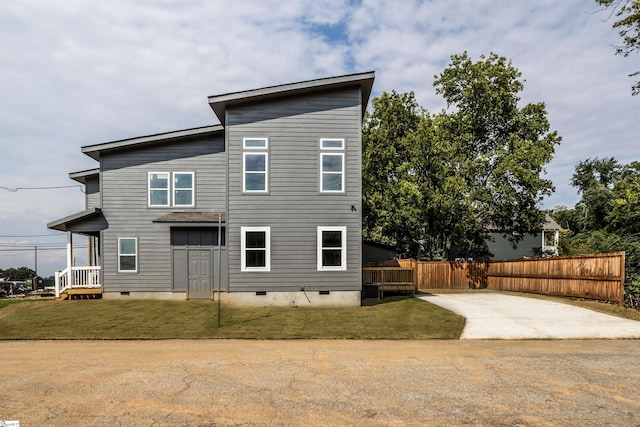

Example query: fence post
[619,251,626,306]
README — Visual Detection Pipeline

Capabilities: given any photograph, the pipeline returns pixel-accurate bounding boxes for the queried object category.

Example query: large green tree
[0,267,36,281]
[363,53,561,259]
[553,157,640,306]
[571,157,620,230]
[597,0,640,95]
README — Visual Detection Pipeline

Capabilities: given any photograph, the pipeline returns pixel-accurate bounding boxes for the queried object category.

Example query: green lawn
[0,296,465,340]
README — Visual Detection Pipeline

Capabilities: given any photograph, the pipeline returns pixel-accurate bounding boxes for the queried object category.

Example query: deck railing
[54,266,102,298]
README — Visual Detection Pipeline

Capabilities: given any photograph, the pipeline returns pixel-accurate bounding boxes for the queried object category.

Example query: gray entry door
[188,250,212,299]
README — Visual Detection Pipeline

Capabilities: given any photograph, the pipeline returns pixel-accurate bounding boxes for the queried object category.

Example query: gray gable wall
[226,87,362,292]
[100,134,228,293]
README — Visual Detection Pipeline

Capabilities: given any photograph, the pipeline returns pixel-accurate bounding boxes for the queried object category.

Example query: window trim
[243,152,269,193]
[148,172,170,207]
[320,152,345,193]
[317,226,347,271]
[118,237,138,273]
[173,171,195,207]
[148,171,196,207]
[243,137,269,149]
[241,226,271,272]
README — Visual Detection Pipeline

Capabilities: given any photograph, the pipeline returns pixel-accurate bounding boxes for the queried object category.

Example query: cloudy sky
[1,0,638,277]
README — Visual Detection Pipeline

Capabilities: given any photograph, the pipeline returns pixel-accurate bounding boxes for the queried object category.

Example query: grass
[0,296,465,340]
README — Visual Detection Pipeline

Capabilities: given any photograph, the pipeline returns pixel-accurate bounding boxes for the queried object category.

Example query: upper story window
[174,172,194,207]
[320,138,345,193]
[241,226,271,272]
[243,138,268,193]
[149,172,195,207]
[149,173,170,206]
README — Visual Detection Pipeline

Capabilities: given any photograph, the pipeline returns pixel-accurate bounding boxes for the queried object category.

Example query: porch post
[66,232,73,288]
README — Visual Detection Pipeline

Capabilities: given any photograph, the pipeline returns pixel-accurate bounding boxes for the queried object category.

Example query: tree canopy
[0,267,36,281]
[363,52,561,260]
[552,157,640,305]
[597,0,640,95]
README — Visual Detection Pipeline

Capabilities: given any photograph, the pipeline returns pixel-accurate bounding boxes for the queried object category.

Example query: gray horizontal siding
[85,175,101,208]
[100,134,227,292]
[227,87,362,292]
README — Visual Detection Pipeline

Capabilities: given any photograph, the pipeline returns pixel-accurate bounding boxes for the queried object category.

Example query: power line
[0,234,65,238]
[0,246,88,252]
[0,185,84,192]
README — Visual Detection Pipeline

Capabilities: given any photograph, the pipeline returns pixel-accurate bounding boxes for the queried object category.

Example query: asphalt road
[2,340,640,426]
[420,293,640,339]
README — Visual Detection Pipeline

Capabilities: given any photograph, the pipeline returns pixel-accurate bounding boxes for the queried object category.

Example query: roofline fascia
[81,125,224,160]
[208,71,375,125]
[69,168,100,184]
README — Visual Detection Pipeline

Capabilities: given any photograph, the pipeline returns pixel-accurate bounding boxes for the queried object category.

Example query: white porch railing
[54,266,102,298]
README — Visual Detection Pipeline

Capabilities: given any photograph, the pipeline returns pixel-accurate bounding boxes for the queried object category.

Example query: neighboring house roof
[208,71,375,125]
[81,125,224,161]
[69,168,100,184]
[152,212,226,223]
[362,239,400,253]
[543,214,561,231]
[488,213,562,233]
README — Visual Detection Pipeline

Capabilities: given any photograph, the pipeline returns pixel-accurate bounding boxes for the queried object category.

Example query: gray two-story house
[48,72,375,306]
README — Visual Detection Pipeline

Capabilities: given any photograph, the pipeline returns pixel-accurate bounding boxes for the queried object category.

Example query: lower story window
[118,237,138,272]
[241,227,270,272]
[317,226,347,271]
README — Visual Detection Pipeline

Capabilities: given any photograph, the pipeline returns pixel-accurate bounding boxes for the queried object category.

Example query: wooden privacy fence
[364,252,625,304]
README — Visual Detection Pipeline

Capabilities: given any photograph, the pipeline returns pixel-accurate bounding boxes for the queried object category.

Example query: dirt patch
[2,340,639,426]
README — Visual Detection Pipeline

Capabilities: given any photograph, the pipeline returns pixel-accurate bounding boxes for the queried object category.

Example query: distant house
[48,72,375,306]
[362,240,401,264]
[485,214,561,260]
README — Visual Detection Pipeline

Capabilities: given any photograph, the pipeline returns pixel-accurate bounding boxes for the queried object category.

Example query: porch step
[57,288,102,301]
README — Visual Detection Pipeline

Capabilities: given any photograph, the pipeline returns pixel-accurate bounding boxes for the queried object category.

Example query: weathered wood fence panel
[485,252,625,303]
[365,252,625,303]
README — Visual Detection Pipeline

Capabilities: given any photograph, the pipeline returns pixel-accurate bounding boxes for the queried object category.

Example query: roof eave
[69,168,100,184]
[81,125,224,160]
[47,208,104,232]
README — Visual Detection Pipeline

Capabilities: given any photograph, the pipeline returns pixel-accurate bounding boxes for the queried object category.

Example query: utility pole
[34,245,38,291]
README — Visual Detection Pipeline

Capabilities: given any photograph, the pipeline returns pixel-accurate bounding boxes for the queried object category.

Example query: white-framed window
[173,172,194,207]
[243,152,268,192]
[241,226,271,272]
[320,138,345,193]
[317,226,347,271]
[321,138,344,150]
[149,172,195,207]
[118,237,138,273]
[243,137,268,149]
[149,172,170,207]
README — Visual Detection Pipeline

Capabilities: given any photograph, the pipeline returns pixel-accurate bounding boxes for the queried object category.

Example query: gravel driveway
[2,339,640,426]
[420,293,640,339]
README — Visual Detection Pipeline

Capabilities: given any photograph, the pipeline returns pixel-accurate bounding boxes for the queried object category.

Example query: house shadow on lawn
[361,293,416,306]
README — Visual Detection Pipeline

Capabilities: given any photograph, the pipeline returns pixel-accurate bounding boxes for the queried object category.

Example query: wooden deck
[57,288,102,301]
[362,267,416,298]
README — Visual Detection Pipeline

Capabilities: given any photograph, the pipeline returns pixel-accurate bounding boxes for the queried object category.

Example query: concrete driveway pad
[419,293,640,339]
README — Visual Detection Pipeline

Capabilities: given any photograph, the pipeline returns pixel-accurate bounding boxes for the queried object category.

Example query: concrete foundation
[102,291,187,301]
[224,290,361,307]
[102,290,362,307]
